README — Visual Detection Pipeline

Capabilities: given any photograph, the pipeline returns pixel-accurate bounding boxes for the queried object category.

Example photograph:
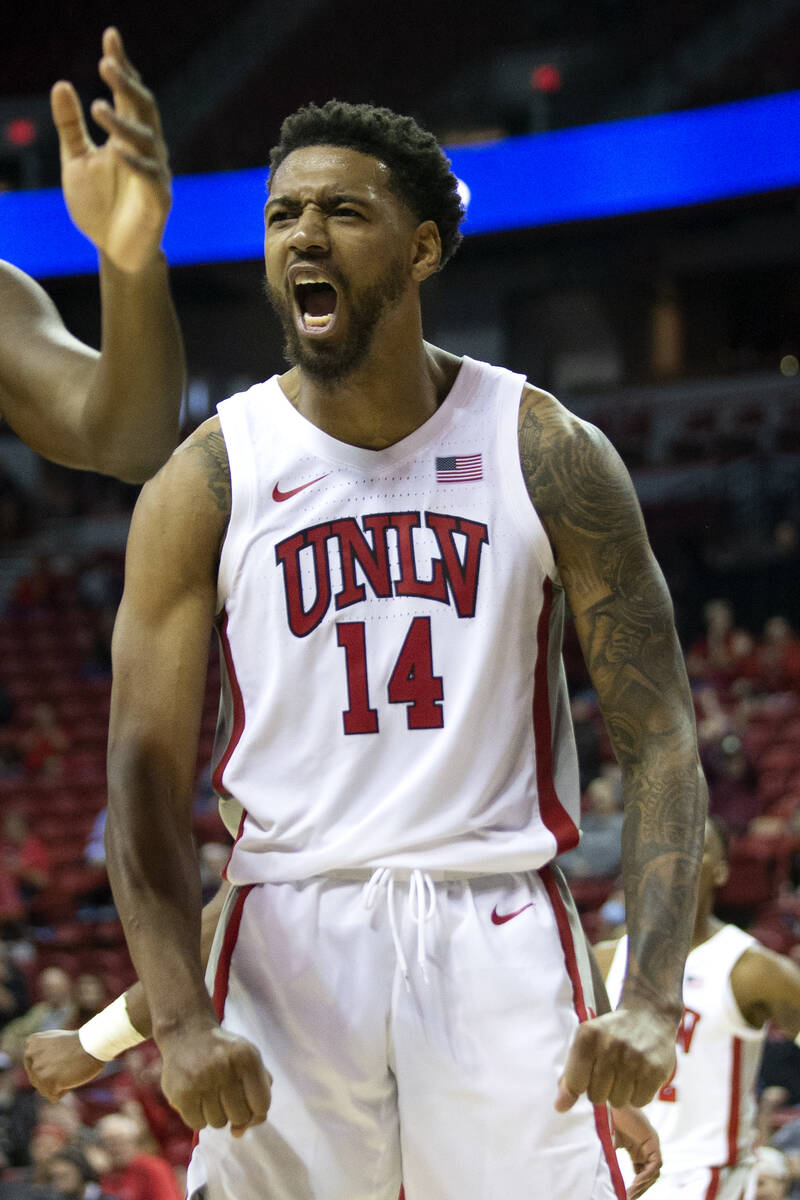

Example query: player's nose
[289,205,329,254]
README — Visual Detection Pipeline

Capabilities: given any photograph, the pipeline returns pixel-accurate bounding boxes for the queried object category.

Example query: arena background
[0,1,799,1192]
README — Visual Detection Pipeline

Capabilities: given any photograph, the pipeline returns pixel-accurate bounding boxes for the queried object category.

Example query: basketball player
[103,101,706,1199]
[0,28,182,481]
[597,819,800,1200]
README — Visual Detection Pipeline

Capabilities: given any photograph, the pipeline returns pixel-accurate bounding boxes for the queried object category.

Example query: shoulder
[141,416,229,505]
[729,940,800,1027]
[130,417,230,564]
[517,383,645,553]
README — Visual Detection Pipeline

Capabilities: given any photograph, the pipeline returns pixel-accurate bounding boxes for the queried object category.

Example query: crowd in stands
[0,547,227,1195]
[0,529,797,1193]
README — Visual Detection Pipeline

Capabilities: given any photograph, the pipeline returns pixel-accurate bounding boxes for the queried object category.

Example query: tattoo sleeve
[519,392,706,1021]
[184,425,231,555]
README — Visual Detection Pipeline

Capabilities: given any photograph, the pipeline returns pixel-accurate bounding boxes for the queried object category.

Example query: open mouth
[294,280,338,335]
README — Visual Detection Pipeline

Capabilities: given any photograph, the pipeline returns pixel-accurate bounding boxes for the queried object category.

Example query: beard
[265,257,407,383]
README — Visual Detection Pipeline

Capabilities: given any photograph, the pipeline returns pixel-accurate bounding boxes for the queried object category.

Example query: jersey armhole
[216,393,258,615]
[496,374,558,581]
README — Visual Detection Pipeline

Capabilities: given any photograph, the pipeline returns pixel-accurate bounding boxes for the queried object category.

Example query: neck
[281,319,458,449]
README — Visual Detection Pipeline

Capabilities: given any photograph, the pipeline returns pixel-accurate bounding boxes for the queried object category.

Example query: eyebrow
[264,191,371,212]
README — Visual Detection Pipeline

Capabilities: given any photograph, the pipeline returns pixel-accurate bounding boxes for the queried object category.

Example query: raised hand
[51,27,171,272]
[158,1023,272,1139]
[24,1030,105,1102]
[554,1005,676,1112]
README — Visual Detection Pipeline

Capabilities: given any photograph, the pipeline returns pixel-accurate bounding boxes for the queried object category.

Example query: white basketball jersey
[606,926,765,1173]
[213,355,581,883]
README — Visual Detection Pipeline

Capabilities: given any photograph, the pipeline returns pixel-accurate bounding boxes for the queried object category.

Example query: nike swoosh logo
[491,902,533,926]
[272,473,329,502]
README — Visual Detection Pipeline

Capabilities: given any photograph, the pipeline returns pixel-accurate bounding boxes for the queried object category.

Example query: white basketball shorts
[185,866,625,1200]
[619,1162,757,1200]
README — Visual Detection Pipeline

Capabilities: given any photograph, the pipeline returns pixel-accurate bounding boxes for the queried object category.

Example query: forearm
[105,760,215,1043]
[119,880,231,1041]
[88,251,183,481]
[620,747,706,1021]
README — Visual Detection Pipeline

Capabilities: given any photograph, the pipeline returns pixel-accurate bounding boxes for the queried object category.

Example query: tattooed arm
[519,386,706,1109]
[105,418,270,1134]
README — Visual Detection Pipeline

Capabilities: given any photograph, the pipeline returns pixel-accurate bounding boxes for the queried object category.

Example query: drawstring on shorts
[363,867,437,987]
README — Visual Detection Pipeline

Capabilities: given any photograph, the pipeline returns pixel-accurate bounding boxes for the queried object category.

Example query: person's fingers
[102,27,137,78]
[239,1056,271,1126]
[631,1067,668,1109]
[219,1078,255,1133]
[554,1077,579,1112]
[98,55,162,134]
[200,1092,228,1130]
[90,100,159,159]
[555,1024,597,1111]
[50,81,94,161]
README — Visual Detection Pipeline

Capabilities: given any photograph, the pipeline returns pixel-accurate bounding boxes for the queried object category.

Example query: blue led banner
[2,90,799,277]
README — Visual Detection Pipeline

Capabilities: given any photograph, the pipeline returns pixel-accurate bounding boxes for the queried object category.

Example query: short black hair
[268,101,465,268]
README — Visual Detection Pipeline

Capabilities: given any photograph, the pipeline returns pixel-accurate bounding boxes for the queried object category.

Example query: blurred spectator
[743,618,800,695]
[687,599,753,688]
[20,708,70,779]
[770,1119,800,1199]
[26,1125,70,1185]
[9,559,64,614]
[0,945,28,1034]
[70,981,106,1034]
[558,777,623,881]
[95,1114,181,1200]
[1,971,74,1063]
[704,733,760,835]
[0,815,50,934]
[0,1051,37,1175]
[755,1146,790,1200]
[43,1145,116,1200]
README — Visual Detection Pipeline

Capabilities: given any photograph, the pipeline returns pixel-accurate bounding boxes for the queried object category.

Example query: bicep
[734,949,800,1035]
[521,402,693,762]
[108,443,224,810]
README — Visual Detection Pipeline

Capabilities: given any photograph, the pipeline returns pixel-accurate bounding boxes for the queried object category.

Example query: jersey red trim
[727,1038,743,1164]
[212,609,246,796]
[211,884,255,1021]
[704,1166,721,1199]
[532,578,579,854]
[541,866,626,1200]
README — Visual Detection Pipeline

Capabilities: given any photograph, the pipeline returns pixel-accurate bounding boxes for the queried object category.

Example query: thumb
[554,1076,580,1113]
[50,81,93,162]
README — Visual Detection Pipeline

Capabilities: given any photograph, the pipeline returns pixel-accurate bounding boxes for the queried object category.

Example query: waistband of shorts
[321,867,536,884]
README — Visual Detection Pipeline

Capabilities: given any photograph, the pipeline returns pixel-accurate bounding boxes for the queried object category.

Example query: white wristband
[77,994,145,1062]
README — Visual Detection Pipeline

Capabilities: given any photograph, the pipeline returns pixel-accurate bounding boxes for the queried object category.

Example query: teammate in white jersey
[597,819,800,1200]
[1,28,182,481]
[103,100,705,1199]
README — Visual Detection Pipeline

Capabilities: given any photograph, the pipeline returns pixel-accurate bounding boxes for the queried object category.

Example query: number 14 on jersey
[337,617,444,734]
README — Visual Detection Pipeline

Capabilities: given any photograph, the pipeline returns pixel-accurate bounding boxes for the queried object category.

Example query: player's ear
[410,220,441,282]
[713,859,730,888]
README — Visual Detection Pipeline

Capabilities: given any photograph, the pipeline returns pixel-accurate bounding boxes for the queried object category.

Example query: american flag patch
[435,454,483,483]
